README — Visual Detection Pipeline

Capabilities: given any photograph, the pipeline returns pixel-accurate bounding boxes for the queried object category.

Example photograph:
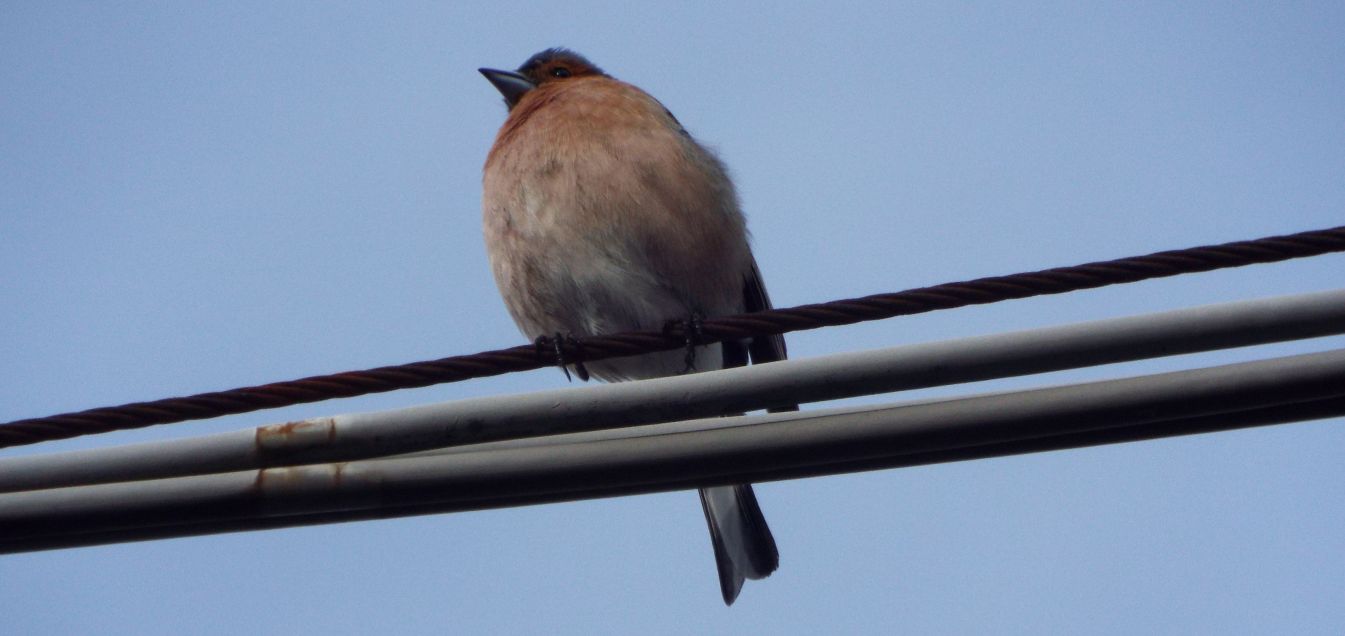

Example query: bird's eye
[550,67,572,78]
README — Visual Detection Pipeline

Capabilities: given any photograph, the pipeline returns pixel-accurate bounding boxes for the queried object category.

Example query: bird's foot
[535,332,587,381]
[664,312,706,374]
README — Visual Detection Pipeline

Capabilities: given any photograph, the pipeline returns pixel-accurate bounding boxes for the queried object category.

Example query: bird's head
[479,48,607,110]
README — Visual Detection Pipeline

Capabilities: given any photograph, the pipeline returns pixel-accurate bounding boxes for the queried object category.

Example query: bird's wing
[742,257,797,414]
[743,257,788,365]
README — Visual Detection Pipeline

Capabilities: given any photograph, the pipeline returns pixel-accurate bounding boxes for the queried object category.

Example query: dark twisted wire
[3,225,1343,449]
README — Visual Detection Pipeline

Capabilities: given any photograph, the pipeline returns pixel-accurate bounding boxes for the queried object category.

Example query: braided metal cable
[3,225,1343,449]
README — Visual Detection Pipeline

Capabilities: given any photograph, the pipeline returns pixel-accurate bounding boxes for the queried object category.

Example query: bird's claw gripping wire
[535,333,587,381]
[664,313,706,374]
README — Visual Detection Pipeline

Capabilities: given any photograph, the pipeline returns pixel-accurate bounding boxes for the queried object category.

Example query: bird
[478,48,791,605]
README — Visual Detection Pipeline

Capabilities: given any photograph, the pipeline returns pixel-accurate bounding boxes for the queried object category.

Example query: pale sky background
[3,3,1344,634]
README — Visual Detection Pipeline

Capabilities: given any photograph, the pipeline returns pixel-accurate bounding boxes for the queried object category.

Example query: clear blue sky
[3,3,1343,634]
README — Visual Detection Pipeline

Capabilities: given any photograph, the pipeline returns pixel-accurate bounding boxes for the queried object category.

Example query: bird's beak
[479,68,536,109]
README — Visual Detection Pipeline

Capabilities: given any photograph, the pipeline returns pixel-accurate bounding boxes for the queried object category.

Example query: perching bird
[479,48,790,605]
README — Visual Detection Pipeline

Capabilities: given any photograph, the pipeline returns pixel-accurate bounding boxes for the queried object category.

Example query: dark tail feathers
[698,484,779,605]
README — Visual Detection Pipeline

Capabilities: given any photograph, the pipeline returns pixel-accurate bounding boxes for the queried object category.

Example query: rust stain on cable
[253,462,349,494]
[255,417,337,460]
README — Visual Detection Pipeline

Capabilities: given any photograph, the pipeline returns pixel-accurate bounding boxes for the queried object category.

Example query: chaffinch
[480,48,789,605]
